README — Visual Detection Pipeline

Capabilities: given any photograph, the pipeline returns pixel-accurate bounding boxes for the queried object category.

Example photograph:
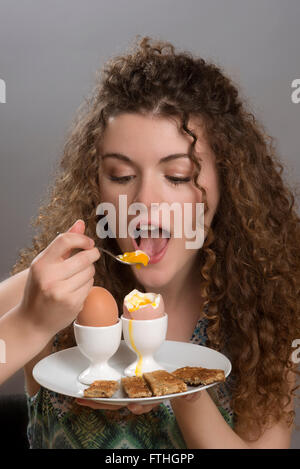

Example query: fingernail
[68,220,80,231]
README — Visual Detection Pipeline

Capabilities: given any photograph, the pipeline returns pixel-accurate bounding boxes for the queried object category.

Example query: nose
[132,173,163,208]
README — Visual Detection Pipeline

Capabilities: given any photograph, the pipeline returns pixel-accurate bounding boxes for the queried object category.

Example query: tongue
[138,237,168,257]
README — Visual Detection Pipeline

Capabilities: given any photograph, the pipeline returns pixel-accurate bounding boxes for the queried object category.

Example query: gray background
[0,0,299,448]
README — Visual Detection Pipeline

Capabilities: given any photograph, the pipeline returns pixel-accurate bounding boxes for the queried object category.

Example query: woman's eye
[109,175,136,184]
[166,176,191,186]
[108,175,191,186]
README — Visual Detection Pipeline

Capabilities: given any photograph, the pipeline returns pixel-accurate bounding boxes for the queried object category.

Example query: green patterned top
[26,315,235,449]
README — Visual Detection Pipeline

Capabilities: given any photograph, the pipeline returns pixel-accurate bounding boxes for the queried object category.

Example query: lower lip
[131,237,170,265]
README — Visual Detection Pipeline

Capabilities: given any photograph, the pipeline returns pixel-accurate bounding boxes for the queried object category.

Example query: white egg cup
[121,313,168,377]
[73,318,122,385]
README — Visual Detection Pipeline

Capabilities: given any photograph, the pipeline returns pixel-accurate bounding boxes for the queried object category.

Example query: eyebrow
[100,152,190,164]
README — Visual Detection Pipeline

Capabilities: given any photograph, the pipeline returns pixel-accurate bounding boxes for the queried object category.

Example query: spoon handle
[98,247,130,265]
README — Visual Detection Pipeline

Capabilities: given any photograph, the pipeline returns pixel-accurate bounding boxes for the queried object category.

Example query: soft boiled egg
[77,286,119,327]
[118,250,150,269]
[123,289,164,320]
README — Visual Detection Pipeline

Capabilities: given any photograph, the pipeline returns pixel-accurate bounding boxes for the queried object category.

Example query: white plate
[33,340,231,406]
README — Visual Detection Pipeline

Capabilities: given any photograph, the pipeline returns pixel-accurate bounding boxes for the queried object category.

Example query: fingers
[127,403,160,415]
[76,399,125,410]
[60,264,96,292]
[172,392,202,404]
[64,220,88,260]
[57,233,95,261]
[38,248,100,294]
[43,220,94,262]
[183,391,202,402]
[67,219,85,234]
[68,277,95,310]
[61,247,101,280]
[75,399,159,414]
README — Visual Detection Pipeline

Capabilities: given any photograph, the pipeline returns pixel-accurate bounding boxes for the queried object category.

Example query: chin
[132,265,174,290]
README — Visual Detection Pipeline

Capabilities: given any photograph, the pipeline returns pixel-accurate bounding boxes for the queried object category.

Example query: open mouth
[131,226,171,264]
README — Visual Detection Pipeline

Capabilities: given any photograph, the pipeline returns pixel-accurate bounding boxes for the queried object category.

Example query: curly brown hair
[11,35,300,441]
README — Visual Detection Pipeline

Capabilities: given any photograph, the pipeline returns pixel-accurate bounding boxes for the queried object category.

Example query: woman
[4,36,300,448]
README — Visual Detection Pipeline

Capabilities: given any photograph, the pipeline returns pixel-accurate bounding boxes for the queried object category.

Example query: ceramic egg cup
[121,313,168,377]
[73,319,122,385]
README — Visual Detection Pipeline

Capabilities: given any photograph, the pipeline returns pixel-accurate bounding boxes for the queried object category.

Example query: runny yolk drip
[127,293,156,312]
[128,320,143,376]
[119,251,149,269]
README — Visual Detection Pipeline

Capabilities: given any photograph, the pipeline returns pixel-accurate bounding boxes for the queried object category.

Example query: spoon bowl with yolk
[117,250,149,269]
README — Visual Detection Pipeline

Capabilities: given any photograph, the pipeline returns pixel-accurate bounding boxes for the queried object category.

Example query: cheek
[98,184,127,242]
[99,181,131,222]
[165,238,199,280]
[100,180,120,205]
[196,170,220,215]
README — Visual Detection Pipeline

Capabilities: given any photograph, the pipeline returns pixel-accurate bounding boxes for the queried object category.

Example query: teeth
[140,226,160,238]
[140,224,157,231]
[133,224,171,241]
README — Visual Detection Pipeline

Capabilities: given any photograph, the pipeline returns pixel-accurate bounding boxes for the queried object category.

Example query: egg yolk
[119,250,149,269]
[126,293,157,312]
[128,320,143,376]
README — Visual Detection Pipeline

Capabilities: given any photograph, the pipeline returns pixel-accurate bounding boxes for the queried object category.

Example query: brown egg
[77,286,119,327]
[123,289,165,320]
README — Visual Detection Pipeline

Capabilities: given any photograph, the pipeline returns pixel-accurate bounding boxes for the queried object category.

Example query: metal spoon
[98,247,148,266]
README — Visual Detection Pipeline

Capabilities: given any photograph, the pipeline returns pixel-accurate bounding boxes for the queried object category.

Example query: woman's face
[98,113,220,290]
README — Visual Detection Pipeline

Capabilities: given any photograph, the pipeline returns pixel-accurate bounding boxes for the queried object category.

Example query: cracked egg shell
[123,289,165,320]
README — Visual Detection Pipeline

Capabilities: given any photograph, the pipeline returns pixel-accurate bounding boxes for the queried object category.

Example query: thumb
[60,219,88,261]
[67,219,85,234]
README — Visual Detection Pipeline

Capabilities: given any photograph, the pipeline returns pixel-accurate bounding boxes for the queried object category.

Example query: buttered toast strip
[172,366,225,386]
[121,376,153,398]
[143,370,187,396]
[83,380,119,398]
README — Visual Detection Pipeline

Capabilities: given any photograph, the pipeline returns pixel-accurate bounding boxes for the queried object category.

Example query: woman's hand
[171,391,202,405]
[19,219,100,337]
[75,399,160,415]
[75,392,202,414]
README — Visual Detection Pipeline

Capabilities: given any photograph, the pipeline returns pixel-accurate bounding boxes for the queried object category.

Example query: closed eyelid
[100,153,138,169]
[101,162,137,176]
[100,152,206,175]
